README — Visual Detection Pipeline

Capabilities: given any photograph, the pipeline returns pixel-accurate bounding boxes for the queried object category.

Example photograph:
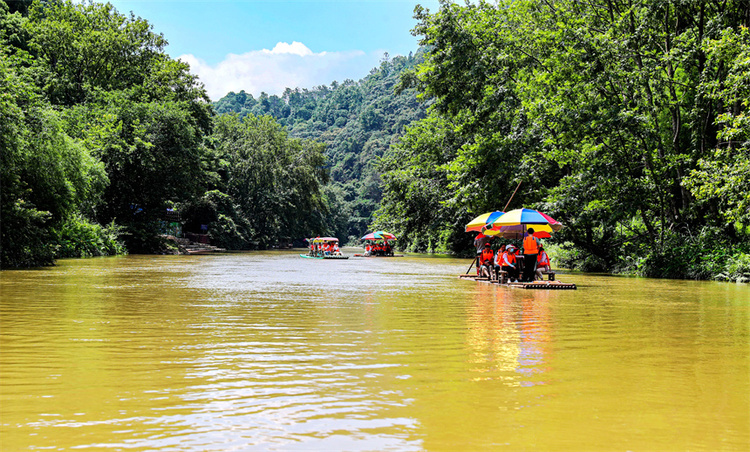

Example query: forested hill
[213,50,430,242]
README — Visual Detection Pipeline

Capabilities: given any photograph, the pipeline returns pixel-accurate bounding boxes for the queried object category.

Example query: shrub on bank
[553,226,749,282]
[55,215,126,258]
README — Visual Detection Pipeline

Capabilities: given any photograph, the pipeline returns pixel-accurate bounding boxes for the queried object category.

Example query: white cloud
[180,42,378,101]
[265,41,314,57]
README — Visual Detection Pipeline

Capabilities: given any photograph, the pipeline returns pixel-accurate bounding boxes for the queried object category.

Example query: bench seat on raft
[495,270,555,284]
[540,270,556,281]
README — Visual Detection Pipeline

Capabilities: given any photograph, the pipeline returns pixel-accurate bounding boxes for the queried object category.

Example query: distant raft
[300,254,349,260]
[303,236,348,259]
[352,253,405,257]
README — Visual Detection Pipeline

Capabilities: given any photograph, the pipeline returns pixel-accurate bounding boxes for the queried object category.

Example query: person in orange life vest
[364,243,372,256]
[333,242,341,255]
[323,242,330,256]
[501,245,519,282]
[535,245,551,280]
[474,234,490,274]
[522,228,541,282]
[480,243,494,277]
[493,244,507,280]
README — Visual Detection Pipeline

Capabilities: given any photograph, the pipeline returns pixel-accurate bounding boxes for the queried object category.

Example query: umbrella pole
[465,257,477,274]
[503,181,522,212]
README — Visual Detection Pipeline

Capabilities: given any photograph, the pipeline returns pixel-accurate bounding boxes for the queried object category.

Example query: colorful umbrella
[465,211,505,232]
[485,208,562,231]
[361,231,396,241]
[307,237,339,243]
[485,223,554,239]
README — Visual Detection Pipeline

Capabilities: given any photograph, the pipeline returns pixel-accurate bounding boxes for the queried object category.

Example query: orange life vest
[537,251,550,266]
[523,235,539,254]
[502,251,516,266]
[481,248,494,265]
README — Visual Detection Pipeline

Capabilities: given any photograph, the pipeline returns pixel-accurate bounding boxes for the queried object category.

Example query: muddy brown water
[1,251,748,451]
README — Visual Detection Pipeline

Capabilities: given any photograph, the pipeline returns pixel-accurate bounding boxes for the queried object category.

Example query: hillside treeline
[1,0,329,267]
[374,0,750,281]
[214,51,429,241]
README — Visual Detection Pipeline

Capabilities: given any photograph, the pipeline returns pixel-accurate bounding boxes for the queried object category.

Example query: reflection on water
[466,287,554,386]
[1,251,748,451]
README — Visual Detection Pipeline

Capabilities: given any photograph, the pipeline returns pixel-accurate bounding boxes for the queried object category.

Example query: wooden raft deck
[352,254,405,257]
[458,274,577,290]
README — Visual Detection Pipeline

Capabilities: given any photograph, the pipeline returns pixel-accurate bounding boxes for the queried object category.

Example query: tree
[686,26,750,226]
[208,114,328,248]
[378,0,750,273]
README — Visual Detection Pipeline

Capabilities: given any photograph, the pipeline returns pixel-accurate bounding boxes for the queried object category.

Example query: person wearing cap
[501,245,519,282]
[474,233,490,274]
[535,245,551,280]
[522,228,541,282]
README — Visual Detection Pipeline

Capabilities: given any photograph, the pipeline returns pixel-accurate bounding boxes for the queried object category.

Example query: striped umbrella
[361,231,397,241]
[465,211,505,232]
[486,208,562,231]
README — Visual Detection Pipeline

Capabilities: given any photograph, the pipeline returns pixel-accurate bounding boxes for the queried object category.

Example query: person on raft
[479,243,495,278]
[493,244,507,281]
[536,245,551,280]
[501,245,520,283]
[522,228,541,282]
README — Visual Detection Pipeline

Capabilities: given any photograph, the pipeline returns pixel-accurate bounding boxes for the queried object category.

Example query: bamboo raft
[300,254,349,260]
[352,254,405,257]
[458,274,577,290]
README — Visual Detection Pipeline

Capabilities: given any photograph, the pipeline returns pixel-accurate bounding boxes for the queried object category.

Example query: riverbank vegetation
[2,0,748,282]
[214,51,430,242]
[373,0,750,282]
[1,0,327,266]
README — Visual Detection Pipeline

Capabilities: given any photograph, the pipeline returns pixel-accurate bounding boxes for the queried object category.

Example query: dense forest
[2,0,749,282]
[374,0,750,281]
[213,51,429,242]
[1,0,330,266]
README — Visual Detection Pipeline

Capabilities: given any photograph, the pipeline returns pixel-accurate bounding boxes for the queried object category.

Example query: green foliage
[179,190,253,250]
[4,0,749,283]
[1,0,214,260]
[206,114,328,248]
[375,0,750,280]
[684,27,750,225]
[55,214,125,258]
[213,51,429,241]
[721,252,750,283]
[1,28,108,267]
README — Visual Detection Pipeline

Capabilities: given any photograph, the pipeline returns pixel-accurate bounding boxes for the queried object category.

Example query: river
[1,250,748,451]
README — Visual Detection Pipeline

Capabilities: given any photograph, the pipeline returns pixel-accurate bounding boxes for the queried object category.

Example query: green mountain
[213,50,430,242]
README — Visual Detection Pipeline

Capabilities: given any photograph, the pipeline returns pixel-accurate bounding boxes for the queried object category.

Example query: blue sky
[102,0,442,100]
